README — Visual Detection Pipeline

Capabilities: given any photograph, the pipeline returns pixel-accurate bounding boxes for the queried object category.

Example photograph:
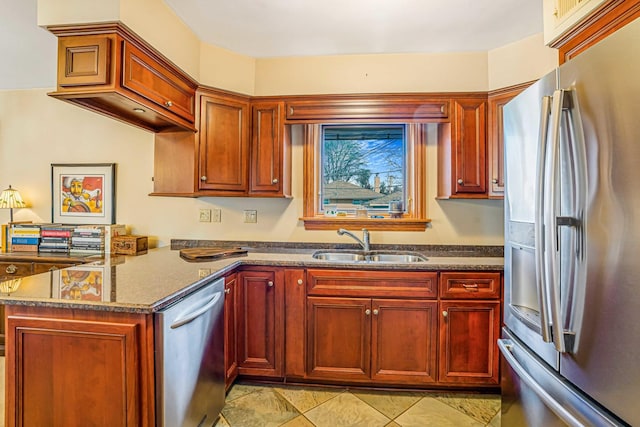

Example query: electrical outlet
[211,208,221,222]
[199,208,211,222]
[243,210,257,223]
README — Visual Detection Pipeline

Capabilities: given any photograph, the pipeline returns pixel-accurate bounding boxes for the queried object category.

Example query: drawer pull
[5,264,18,274]
[48,266,59,272]
[164,100,173,107]
[462,283,479,291]
[267,281,274,287]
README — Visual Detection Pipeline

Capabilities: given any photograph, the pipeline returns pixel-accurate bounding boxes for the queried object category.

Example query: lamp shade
[0,185,27,222]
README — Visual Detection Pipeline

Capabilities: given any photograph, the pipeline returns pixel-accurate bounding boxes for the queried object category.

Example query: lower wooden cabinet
[224,273,238,390]
[236,267,285,378]
[306,296,438,385]
[5,306,154,426]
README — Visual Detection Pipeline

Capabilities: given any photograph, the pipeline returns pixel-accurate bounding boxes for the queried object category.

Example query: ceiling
[0,0,543,90]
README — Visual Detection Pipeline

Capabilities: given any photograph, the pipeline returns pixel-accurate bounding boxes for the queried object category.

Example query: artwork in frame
[51,163,116,225]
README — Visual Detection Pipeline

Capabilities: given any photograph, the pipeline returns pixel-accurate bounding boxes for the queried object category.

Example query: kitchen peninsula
[0,245,503,426]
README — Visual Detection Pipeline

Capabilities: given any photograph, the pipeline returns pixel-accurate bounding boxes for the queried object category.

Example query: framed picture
[51,163,116,225]
[52,265,111,302]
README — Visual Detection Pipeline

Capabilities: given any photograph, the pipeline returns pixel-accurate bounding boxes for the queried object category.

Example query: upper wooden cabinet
[487,83,532,199]
[438,96,488,199]
[544,0,640,63]
[151,91,291,197]
[48,23,197,133]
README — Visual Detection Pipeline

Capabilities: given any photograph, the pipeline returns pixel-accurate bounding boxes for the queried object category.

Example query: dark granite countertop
[0,243,503,314]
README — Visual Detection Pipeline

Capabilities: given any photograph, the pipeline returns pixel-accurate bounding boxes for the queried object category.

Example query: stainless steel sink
[312,250,427,263]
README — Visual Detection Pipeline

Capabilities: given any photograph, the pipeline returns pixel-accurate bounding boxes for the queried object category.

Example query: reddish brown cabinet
[284,269,307,378]
[438,96,488,198]
[305,269,438,386]
[224,273,239,390]
[48,24,197,133]
[236,267,284,378]
[438,272,501,386]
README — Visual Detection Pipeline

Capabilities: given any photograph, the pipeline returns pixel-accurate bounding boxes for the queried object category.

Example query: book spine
[11,244,39,252]
[11,237,40,245]
[41,230,73,237]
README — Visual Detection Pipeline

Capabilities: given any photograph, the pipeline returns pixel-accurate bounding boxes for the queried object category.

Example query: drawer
[122,41,196,122]
[0,262,33,277]
[306,269,437,298]
[32,263,77,274]
[439,272,501,299]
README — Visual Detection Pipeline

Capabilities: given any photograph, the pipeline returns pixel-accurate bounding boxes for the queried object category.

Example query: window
[302,123,430,231]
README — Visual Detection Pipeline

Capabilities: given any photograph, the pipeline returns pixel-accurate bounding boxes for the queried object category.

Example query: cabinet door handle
[200,176,207,181]
[457,179,464,185]
[373,309,379,315]
[224,288,231,294]
[5,264,17,274]
[48,266,59,272]
[272,178,279,184]
[492,178,499,184]
[365,309,371,316]
[267,281,274,287]
[297,279,303,285]
[442,311,448,317]
[164,100,173,107]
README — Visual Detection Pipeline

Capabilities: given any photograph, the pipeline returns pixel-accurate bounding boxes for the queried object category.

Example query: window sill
[300,217,430,231]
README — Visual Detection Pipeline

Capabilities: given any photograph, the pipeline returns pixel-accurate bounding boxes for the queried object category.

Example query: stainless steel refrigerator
[500,16,640,427]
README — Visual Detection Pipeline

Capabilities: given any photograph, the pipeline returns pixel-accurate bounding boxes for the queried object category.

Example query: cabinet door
[6,313,142,426]
[250,100,289,196]
[438,300,501,385]
[284,269,306,378]
[306,296,371,382]
[452,98,487,194]
[198,93,250,193]
[237,268,284,377]
[371,299,437,385]
[224,273,238,390]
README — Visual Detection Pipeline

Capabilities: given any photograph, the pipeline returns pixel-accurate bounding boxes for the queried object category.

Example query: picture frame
[52,265,112,302]
[51,163,116,225]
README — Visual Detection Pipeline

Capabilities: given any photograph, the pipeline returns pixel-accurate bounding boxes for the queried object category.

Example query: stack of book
[10,223,41,252]
[70,225,105,255]
[39,225,75,254]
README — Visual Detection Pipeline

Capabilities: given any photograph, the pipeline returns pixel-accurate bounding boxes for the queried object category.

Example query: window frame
[301,123,430,231]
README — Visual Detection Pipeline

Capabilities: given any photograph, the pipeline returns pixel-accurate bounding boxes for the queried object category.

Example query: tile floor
[218,382,501,427]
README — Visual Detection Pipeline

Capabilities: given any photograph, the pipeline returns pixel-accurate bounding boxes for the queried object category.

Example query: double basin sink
[312,250,428,263]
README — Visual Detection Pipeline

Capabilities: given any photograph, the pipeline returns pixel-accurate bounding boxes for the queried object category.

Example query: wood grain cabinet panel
[284,269,307,378]
[439,271,501,300]
[198,92,250,193]
[438,300,501,385]
[237,268,284,378]
[48,24,197,133]
[5,307,154,427]
[224,273,238,390]
[438,96,488,198]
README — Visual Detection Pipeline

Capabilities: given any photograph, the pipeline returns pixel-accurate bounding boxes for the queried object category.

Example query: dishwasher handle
[170,292,222,329]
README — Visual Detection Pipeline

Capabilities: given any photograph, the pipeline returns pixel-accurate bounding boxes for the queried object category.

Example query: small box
[111,235,148,255]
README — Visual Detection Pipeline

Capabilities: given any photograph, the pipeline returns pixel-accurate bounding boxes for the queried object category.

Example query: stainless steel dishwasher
[155,277,225,427]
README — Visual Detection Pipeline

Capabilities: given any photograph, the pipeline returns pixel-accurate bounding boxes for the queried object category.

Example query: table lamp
[0,185,27,223]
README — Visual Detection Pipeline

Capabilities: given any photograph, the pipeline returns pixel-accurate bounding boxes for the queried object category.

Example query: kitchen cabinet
[4,305,154,426]
[151,93,291,197]
[250,100,291,197]
[47,23,197,133]
[438,272,501,385]
[236,267,285,378]
[224,273,238,390]
[487,83,531,199]
[198,90,250,194]
[438,96,488,199]
[305,269,438,385]
[544,0,640,63]
[0,257,83,356]
[284,269,307,378]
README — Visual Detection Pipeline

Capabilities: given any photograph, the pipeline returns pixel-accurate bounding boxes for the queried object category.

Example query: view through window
[320,125,406,217]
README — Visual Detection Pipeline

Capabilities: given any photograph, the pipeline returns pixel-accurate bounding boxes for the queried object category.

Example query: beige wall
[487,33,558,90]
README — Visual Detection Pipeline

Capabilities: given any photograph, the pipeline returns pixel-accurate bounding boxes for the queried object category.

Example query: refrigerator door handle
[546,89,567,353]
[499,338,585,426]
[535,95,554,344]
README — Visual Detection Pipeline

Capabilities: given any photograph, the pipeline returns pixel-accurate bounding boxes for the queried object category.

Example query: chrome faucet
[337,228,370,252]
